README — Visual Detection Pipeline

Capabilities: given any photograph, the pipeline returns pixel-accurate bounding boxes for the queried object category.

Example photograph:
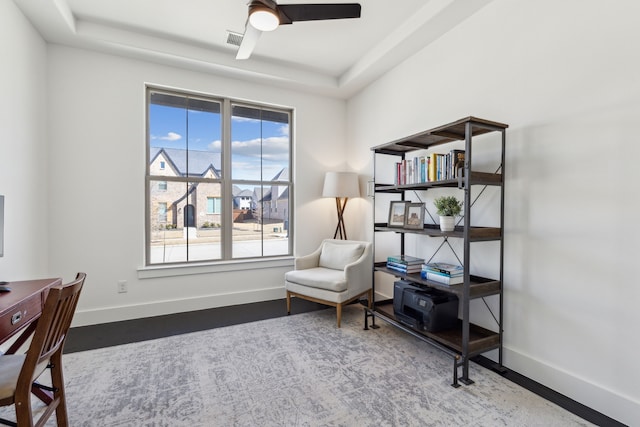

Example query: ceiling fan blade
[236,22,262,60]
[278,3,361,24]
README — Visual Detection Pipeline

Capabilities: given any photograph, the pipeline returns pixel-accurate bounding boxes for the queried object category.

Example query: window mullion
[222,98,233,260]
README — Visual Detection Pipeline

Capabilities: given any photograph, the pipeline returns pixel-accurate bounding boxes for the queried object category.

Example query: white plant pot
[439,216,455,232]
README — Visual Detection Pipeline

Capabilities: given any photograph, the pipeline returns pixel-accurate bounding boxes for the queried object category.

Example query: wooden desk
[0,278,62,352]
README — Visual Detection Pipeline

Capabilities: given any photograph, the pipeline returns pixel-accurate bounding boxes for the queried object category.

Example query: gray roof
[271,168,289,181]
[231,186,254,198]
[237,189,254,197]
[151,147,221,177]
[259,167,289,202]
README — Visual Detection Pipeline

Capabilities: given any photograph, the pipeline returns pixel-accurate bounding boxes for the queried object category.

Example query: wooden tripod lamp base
[323,171,360,240]
[333,197,349,239]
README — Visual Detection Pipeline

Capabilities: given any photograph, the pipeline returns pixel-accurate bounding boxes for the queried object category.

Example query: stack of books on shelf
[421,262,464,285]
[394,149,465,185]
[386,255,424,274]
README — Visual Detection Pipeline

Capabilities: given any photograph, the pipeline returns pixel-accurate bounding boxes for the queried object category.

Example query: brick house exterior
[149,147,289,231]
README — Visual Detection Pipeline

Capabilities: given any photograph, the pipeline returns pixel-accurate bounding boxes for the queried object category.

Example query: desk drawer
[0,293,41,339]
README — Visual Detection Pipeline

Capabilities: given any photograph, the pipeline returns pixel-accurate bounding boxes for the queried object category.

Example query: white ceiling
[14,0,494,98]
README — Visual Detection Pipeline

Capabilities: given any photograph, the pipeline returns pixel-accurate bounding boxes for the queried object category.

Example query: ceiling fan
[236,0,362,60]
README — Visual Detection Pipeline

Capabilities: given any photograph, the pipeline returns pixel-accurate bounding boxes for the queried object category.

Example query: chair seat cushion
[285,267,347,292]
[0,354,25,400]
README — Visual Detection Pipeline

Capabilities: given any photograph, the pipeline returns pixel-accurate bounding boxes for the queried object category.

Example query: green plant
[433,196,462,217]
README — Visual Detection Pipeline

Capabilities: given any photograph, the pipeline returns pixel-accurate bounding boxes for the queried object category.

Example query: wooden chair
[0,272,86,427]
[285,239,372,327]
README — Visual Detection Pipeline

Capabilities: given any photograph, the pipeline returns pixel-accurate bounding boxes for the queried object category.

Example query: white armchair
[285,239,373,327]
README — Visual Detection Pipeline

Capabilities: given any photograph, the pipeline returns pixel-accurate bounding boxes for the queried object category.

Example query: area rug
[2,305,592,426]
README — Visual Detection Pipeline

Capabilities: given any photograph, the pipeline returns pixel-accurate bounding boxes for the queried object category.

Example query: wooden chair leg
[367,289,373,308]
[51,352,69,427]
[336,303,342,328]
[286,291,291,315]
[14,391,33,427]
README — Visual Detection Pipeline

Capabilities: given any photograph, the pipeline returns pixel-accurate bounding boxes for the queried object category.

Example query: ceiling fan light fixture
[249,6,280,32]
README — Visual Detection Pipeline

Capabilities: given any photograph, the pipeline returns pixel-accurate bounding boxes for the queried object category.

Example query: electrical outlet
[117,280,128,293]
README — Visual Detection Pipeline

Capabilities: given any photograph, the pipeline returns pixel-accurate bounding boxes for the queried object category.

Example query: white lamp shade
[322,172,360,198]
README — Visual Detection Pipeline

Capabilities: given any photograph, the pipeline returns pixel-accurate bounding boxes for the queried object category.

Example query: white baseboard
[503,347,638,426]
[71,286,286,327]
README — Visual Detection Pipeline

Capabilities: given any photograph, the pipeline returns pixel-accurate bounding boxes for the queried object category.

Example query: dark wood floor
[65,298,325,353]
[64,299,625,427]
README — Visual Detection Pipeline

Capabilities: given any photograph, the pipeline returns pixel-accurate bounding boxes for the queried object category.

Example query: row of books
[386,257,465,286]
[394,149,465,186]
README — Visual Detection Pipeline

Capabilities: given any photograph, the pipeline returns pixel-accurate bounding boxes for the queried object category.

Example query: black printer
[393,280,459,332]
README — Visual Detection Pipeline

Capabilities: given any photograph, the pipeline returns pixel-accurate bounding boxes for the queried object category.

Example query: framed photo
[388,201,409,227]
[404,203,425,229]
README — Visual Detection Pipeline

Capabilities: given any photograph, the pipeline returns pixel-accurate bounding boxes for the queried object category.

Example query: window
[157,202,167,224]
[207,197,221,214]
[146,87,292,265]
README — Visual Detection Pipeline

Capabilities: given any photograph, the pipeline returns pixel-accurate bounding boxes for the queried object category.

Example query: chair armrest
[344,243,373,293]
[294,246,322,270]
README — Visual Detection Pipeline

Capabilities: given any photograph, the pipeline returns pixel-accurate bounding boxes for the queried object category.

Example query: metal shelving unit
[364,116,508,387]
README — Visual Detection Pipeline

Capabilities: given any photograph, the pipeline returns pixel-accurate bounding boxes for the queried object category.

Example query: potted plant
[433,196,462,231]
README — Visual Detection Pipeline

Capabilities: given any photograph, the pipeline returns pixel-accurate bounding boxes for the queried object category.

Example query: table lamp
[322,171,360,239]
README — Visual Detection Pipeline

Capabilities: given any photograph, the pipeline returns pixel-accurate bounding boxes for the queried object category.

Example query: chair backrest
[18,272,86,387]
[318,239,369,271]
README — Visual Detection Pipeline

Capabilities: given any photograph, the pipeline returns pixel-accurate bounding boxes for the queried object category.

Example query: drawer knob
[11,311,22,325]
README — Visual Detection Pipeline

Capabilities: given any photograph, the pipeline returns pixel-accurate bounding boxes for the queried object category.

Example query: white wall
[0,1,49,279]
[7,0,639,423]
[347,0,640,424]
[43,45,349,325]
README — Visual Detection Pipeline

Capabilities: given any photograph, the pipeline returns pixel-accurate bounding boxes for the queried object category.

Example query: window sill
[137,257,294,279]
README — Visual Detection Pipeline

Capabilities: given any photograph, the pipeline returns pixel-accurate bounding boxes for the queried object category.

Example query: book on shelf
[387,261,422,273]
[428,153,438,182]
[450,149,465,179]
[421,270,464,285]
[422,262,464,276]
[387,255,424,265]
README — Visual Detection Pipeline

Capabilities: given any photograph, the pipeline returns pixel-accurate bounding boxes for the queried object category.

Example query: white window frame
[144,86,293,267]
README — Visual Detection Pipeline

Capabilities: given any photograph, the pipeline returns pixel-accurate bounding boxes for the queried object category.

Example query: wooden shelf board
[374,303,500,355]
[375,172,502,192]
[376,181,458,191]
[373,224,501,241]
[371,116,508,154]
[374,263,501,298]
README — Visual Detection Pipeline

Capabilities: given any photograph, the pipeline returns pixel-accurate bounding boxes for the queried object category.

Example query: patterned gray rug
[2,304,592,426]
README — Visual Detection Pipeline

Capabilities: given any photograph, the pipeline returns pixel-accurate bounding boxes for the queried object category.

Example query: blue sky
[149,104,289,180]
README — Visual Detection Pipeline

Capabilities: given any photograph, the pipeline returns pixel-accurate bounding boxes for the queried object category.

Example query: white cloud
[160,132,182,141]
[231,136,289,162]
